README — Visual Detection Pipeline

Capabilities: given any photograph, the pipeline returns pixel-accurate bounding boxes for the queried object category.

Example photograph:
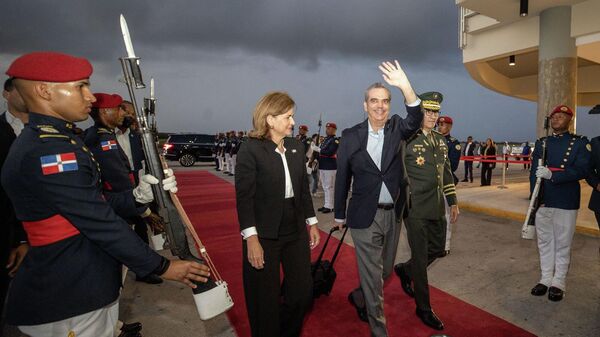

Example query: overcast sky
[1,0,598,141]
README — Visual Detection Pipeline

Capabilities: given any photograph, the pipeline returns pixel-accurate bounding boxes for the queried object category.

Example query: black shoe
[228,173,234,176]
[394,264,414,297]
[461,179,468,182]
[136,273,163,284]
[531,283,548,296]
[121,322,142,334]
[321,208,332,213]
[317,207,326,212]
[118,329,142,337]
[416,308,444,330]
[347,292,368,323]
[548,286,564,302]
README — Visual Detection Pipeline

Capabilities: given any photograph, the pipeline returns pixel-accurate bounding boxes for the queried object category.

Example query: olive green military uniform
[402,128,457,310]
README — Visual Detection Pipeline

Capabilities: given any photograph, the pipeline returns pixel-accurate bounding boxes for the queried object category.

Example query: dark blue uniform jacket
[530,132,591,210]
[84,124,146,218]
[318,135,339,170]
[1,113,165,325]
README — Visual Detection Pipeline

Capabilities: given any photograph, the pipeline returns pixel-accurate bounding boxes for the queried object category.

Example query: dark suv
[162,133,215,167]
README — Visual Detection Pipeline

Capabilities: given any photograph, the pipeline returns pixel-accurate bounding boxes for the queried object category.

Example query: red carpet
[176,170,536,337]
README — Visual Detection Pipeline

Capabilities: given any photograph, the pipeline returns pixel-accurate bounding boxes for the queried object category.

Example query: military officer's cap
[550,105,574,117]
[299,125,308,131]
[326,122,337,129]
[437,116,453,125]
[6,52,93,82]
[92,93,123,109]
[419,91,443,111]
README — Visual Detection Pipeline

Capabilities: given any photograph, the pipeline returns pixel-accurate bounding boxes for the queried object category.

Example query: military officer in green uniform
[393,92,459,331]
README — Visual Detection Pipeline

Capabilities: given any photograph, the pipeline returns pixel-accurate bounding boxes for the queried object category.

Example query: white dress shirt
[5,109,24,136]
[114,127,134,169]
[241,144,318,239]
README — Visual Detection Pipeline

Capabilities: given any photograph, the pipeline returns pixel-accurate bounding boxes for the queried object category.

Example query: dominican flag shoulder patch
[40,152,79,175]
[101,140,118,151]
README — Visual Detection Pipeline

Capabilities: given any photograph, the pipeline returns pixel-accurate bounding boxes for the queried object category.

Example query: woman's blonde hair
[248,92,295,139]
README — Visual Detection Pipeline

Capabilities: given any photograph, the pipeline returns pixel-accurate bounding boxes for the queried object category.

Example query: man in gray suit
[334,60,422,337]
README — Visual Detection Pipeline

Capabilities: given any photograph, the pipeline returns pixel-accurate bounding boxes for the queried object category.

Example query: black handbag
[311,226,348,298]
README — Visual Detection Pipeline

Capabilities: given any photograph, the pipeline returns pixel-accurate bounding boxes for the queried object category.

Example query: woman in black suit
[480,138,497,186]
[235,92,320,337]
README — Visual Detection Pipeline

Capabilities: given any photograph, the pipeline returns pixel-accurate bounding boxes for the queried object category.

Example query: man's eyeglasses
[424,109,440,117]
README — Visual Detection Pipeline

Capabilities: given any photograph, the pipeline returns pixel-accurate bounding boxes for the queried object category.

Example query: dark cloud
[0,0,458,67]
[1,1,597,140]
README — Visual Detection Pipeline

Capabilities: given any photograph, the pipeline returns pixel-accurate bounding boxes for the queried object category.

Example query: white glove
[133,174,159,203]
[536,166,552,180]
[311,144,321,153]
[162,168,178,193]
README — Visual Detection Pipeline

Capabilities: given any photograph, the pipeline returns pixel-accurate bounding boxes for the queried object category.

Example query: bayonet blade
[120,14,136,58]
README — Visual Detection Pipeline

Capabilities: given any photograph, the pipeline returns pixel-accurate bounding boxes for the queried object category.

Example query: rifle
[308,113,323,169]
[521,116,550,239]
[118,14,232,319]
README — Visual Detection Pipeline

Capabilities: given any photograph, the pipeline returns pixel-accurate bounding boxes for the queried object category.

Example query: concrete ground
[3,161,599,337]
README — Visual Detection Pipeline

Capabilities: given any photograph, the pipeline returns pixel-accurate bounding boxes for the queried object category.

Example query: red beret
[550,105,574,117]
[437,116,453,125]
[326,122,337,129]
[6,52,93,82]
[299,125,308,131]
[92,93,123,109]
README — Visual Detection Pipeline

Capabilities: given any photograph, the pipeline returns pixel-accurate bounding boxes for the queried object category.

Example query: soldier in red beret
[529,104,591,302]
[436,115,461,256]
[1,52,210,337]
[311,121,338,213]
[85,92,173,285]
[296,124,310,155]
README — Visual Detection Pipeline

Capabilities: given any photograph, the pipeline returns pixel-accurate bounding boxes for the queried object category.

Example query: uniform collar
[94,121,115,134]
[28,112,76,133]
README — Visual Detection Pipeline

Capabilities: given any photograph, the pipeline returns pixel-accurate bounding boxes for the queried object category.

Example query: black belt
[377,203,394,210]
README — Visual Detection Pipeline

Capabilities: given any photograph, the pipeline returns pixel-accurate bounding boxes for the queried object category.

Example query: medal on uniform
[416,156,425,166]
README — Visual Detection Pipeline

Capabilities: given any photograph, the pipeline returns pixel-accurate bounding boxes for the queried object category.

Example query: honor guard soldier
[213,133,221,171]
[436,115,460,254]
[297,124,310,155]
[85,93,169,285]
[224,131,234,175]
[530,104,591,302]
[218,132,227,173]
[312,122,339,213]
[394,91,459,331]
[227,130,238,176]
[1,52,210,337]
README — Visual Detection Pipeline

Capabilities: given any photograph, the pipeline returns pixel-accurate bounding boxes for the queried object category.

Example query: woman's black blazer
[235,137,315,239]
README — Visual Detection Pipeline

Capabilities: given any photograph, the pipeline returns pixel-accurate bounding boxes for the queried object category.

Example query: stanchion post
[498,156,508,189]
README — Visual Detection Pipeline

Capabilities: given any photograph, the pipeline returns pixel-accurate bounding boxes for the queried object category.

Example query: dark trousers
[402,217,446,310]
[595,212,600,230]
[481,163,493,186]
[464,161,473,181]
[242,201,312,337]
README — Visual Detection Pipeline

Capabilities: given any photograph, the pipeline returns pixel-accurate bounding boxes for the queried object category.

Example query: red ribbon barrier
[460,155,531,164]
